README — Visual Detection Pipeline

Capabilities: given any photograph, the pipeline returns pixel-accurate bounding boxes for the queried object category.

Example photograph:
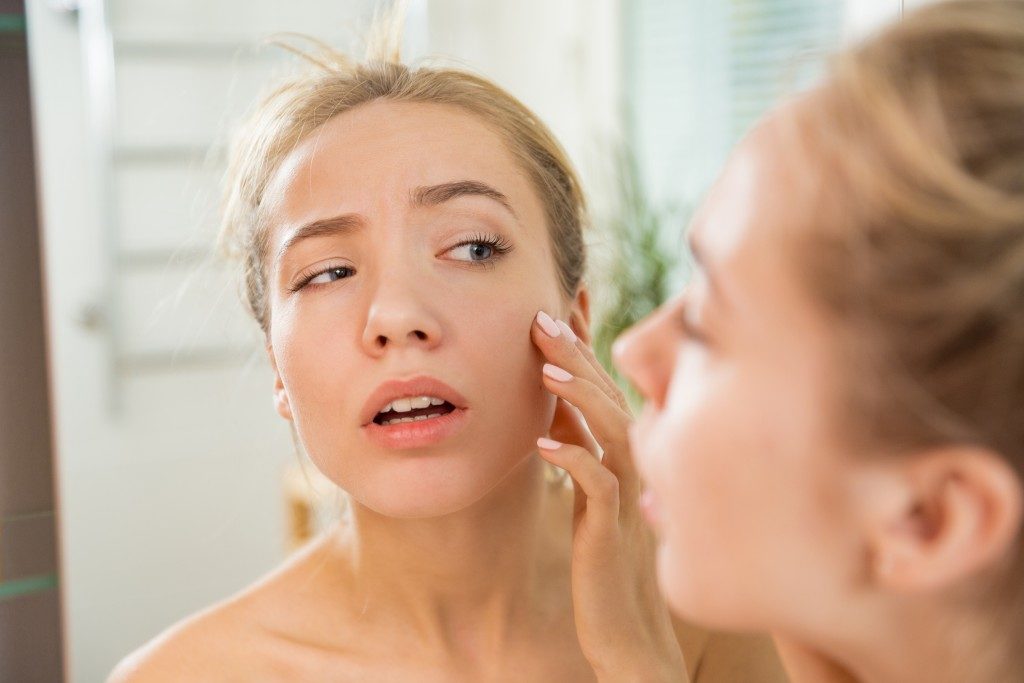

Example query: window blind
[626,0,843,212]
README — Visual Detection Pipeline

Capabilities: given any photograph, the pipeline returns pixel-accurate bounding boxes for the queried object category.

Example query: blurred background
[0,0,925,681]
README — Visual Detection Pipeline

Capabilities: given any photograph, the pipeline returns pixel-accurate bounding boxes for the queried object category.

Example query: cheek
[454,285,558,443]
[637,354,788,615]
[647,350,859,629]
[272,301,360,416]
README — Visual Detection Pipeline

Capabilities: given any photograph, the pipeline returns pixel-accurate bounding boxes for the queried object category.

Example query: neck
[785,600,1016,683]
[337,454,570,657]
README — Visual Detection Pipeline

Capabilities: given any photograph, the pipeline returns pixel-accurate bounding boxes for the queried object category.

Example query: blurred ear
[863,447,1022,592]
[567,286,591,345]
[266,343,294,422]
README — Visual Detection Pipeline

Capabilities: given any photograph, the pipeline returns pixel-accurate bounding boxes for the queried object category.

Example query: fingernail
[556,319,578,343]
[543,363,573,382]
[537,437,562,450]
[536,311,561,338]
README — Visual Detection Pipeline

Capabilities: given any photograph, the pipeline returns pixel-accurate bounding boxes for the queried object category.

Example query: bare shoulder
[107,534,341,683]
[671,616,788,683]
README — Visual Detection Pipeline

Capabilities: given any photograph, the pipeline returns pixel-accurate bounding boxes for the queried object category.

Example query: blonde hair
[787,0,1024,671]
[219,16,587,334]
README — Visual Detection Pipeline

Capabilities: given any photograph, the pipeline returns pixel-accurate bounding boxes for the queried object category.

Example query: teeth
[381,411,446,426]
[380,395,448,415]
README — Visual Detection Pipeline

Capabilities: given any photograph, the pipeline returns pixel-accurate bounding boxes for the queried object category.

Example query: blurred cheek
[645,358,858,631]
[641,356,787,626]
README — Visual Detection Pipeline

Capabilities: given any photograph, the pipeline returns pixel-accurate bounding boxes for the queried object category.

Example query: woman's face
[262,100,571,518]
[614,124,869,633]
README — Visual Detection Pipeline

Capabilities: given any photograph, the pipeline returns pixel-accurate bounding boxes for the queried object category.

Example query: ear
[566,285,592,345]
[863,446,1023,593]
[266,342,294,422]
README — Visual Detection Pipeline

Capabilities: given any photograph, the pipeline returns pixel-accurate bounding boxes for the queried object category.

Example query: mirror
[17,0,889,679]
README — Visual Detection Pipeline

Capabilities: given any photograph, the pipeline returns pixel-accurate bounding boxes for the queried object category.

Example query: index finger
[532,310,630,413]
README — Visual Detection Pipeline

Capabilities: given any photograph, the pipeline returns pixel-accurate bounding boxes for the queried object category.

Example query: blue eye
[309,266,353,285]
[447,233,513,264]
[292,265,354,291]
[450,242,494,261]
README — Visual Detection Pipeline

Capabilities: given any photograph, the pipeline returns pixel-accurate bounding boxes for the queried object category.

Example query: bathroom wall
[0,0,65,681]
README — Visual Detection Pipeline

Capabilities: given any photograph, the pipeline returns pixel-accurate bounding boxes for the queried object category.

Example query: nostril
[413,330,428,341]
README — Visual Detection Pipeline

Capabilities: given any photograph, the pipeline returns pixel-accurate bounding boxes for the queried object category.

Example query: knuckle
[566,446,591,469]
[593,470,620,501]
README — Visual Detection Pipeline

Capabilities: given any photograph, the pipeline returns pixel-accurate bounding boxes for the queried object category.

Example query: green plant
[590,146,688,410]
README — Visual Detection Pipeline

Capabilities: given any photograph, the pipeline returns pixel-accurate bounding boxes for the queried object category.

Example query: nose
[360,272,443,356]
[612,296,683,409]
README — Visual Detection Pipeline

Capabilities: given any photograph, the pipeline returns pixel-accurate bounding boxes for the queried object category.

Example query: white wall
[426,0,623,216]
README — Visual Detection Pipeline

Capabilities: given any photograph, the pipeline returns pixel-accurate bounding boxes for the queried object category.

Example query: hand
[532,310,687,683]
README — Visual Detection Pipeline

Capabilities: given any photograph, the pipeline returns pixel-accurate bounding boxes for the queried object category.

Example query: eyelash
[290,264,355,292]
[288,233,514,292]
[448,232,515,267]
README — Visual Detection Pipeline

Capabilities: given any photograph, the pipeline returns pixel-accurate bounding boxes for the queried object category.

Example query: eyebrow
[275,213,364,265]
[275,180,518,266]
[412,180,517,219]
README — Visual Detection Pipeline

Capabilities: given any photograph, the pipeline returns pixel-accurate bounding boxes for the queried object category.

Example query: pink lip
[359,375,470,450]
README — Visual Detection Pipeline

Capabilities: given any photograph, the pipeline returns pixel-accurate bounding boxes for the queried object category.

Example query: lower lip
[362,408,469,450]
[639,488,662,528]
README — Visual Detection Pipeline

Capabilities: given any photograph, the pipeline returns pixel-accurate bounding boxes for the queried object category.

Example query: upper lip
[359,375,469,426]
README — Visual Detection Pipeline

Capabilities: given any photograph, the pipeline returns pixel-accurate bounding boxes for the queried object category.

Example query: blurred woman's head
[219,28,589,518]
[616,0,1024,675]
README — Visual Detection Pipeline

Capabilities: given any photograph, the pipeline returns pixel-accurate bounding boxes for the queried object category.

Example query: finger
[537,437,619,527]
[563,316,633,415]
[549,397,600,457]
[533,311,628,411]
[542,363,640,487]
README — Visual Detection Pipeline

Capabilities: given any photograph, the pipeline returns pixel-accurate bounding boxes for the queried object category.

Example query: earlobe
[266,343,294,422]
[868,448,1023,593]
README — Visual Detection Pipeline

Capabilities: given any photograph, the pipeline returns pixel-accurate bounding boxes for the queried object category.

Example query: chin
[657,543,752,631]
[340,449,535,519]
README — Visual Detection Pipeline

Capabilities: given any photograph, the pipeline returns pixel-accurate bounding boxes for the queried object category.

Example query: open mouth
[372,396,457,426]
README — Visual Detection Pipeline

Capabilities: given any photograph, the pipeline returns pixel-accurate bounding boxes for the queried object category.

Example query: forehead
[688,117,824,323]
[692,117,811,269]
[262,99,543,229]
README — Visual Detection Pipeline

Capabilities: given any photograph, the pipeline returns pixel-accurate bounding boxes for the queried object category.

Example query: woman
[615,1,1024,681]
[108,17,785,683]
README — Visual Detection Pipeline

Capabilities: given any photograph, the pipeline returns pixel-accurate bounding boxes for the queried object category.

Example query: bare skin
[110,483,590,682]
[108,483,783,682]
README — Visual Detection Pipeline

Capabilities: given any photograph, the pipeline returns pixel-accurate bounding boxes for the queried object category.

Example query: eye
[291,264,355,292]
[445,233,514,265]
[679,316,706,342]
[677,304,709,344]
[463,243,494,260]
